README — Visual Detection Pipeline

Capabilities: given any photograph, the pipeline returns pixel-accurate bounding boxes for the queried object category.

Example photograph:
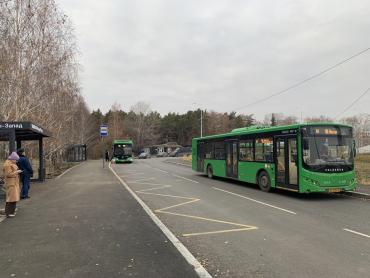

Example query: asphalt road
[112,158,370,278]
[0,161,199,278]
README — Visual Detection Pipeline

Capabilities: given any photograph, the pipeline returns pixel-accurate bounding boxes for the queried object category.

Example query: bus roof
[193,122,352,141]
[113,139,133,145]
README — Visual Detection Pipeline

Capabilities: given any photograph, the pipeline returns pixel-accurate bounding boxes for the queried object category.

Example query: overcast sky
[58,0,370,121]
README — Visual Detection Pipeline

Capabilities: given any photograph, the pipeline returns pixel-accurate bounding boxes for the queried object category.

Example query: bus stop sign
[100,124,108,137]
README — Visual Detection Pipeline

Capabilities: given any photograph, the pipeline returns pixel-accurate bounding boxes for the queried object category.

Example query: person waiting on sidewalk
[3,151,21,218]
[105,150,110,162]
[17,148,33,199]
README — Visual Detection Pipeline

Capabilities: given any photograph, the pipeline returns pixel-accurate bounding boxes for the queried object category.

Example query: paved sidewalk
[0,161,199,278]
[355,184,370,195]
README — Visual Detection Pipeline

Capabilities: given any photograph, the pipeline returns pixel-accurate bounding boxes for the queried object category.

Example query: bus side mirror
[353,140,357,157]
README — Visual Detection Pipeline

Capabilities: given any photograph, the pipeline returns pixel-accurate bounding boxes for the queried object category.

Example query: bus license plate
[328,188,341,193]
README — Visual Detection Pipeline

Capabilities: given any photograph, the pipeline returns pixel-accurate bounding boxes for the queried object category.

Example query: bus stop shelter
[0,122,51,181]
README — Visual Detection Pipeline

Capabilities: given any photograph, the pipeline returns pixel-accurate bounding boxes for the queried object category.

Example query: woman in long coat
[3,151,21,218]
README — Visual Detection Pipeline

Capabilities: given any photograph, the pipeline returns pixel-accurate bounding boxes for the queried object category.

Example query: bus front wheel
[207,165,213,179]
[258,171,272,192]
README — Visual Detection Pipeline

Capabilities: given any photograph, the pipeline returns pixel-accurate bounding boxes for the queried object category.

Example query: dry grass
[355,154,370,185]
[181,154,192,162]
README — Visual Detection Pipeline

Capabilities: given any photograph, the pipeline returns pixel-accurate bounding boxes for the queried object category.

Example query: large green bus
[112,139,133,163]
[192,123,356,193]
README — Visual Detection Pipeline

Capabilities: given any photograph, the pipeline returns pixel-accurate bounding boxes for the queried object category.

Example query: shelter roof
[0,121,51,141]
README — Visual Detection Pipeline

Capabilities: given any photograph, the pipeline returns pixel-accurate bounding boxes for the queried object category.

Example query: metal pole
[9,129,16,152]
[102,136,105,168]
[200,109,203,138]
[39,137,44,181]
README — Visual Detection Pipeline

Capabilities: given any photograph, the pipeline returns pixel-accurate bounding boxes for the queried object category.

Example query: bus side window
[239,140,253,161]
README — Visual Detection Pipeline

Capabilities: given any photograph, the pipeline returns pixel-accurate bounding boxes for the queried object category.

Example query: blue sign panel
[100,124,108,137]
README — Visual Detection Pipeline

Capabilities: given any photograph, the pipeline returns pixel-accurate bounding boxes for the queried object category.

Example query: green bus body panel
[204,159,226,177]
[192,139,197,171]
[202,160,275,186]
[192,123,357,194]
[193,122,351,141]
[239,162,276,186]
[113,139,133,145]
[113,158,133,163]
[299,168,356,193]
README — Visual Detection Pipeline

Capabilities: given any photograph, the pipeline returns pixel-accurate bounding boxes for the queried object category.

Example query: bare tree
[0,0,90,174]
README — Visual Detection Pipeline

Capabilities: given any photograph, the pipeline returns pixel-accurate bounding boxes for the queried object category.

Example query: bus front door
[197,142,205,172]
[226,140,238,178]
[275,136,298,191]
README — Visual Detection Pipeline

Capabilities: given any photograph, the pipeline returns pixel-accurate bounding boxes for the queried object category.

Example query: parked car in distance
[169,146,192,157]
[138,152,150,159]
[156,152,168,157]
[168,148,180,157]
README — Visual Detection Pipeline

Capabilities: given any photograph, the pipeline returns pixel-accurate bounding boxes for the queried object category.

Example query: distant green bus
[192,123,356,193]
[112,139,133,163]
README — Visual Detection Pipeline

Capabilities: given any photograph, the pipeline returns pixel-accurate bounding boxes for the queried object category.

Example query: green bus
[192,123,356,193]
[112,139,133,163]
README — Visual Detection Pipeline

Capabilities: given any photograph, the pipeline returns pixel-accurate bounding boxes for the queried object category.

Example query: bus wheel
[207,165,213,179]
[258,171,271,192]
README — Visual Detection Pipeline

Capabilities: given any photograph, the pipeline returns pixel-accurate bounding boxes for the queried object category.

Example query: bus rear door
[275,136,298,191]
[197,142,205,172]
[226,140,238,178]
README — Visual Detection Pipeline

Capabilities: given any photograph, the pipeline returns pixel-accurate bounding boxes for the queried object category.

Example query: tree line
[86,101,255,158]
[86,102,370,158]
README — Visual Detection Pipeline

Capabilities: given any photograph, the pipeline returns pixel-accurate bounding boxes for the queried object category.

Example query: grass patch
[355,154,370,185]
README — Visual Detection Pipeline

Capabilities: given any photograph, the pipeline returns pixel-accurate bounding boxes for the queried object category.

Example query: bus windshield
[114,144,132,156]
[302,126,354,172]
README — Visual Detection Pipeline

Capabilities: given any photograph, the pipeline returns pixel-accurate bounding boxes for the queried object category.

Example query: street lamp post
[200,109,203,138]
[193,102,203,138]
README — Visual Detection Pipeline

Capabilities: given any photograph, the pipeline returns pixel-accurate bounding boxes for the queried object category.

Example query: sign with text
[100,124,108,137]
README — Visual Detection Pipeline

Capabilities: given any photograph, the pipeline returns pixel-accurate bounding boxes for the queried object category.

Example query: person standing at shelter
[105,150,110,162]
[17,148,33,199]
[3,152,21,218]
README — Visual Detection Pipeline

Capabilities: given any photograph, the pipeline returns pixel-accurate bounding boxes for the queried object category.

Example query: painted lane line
[343,228,370,239]
[183,228,256,237]
[121,172,146,177]
[134,182,257,237]
[56,162,84,180]
[213,187,297,215]
[129,177,156,183]
[131,182,175,186]
[136,186,258,237]
[172,174,199,184]
[109,163,212,278]
[137,185,172,192]
[153,168,169,174]
[165,161,192,167]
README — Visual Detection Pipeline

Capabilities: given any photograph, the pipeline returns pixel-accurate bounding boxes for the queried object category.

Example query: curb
[109,163,212,278]
[343,190,370,199]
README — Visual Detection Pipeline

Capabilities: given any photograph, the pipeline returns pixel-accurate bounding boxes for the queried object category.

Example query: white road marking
[153,168,169,173]
[343,228,370,239]
[109,163,212,278]
[129,177,155,183]
[213,187,297,215]
[166,161,192,167]
[56,162,84,179]
[172,174,199,184]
